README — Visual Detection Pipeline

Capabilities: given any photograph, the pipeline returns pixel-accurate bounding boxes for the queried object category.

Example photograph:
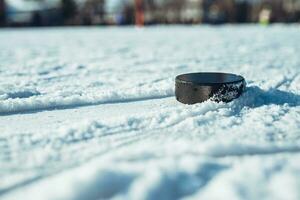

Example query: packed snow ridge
[0,25,300,200]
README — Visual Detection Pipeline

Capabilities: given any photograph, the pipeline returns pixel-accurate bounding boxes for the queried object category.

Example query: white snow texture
[0,25,300,200]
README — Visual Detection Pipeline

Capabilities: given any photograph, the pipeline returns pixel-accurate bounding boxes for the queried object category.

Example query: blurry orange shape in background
[135,0,144,26]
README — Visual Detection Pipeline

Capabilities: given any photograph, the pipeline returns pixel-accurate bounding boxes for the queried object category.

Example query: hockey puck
[175,72,246,104]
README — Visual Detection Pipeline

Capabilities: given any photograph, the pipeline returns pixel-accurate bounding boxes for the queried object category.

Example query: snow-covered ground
[0,25,300,200]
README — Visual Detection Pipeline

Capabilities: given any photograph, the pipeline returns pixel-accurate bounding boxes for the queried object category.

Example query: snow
[0,25,300,200]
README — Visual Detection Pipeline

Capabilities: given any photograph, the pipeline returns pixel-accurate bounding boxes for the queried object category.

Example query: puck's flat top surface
[176,72,244,85]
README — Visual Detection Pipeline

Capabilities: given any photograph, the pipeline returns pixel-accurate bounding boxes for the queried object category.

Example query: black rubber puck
[175,72,246,104]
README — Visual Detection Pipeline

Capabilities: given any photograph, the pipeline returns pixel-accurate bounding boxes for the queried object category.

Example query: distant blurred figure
[135,0,144,26]
[203,0,227,24]
[122,3,135,25]
[235,1,250,23]
[259,6,272,25]
[61,0,77,24]
[80,0,105,25]
[0,0,5,26]
[32,11,42,26]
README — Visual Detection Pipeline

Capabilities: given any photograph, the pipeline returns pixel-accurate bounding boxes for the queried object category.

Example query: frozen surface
[0,25,300,200]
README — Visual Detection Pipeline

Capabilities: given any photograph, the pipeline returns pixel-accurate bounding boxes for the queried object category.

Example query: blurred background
[0,0,300,27]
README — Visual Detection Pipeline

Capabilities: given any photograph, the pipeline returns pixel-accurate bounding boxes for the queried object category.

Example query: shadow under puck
[175,72,246,104]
